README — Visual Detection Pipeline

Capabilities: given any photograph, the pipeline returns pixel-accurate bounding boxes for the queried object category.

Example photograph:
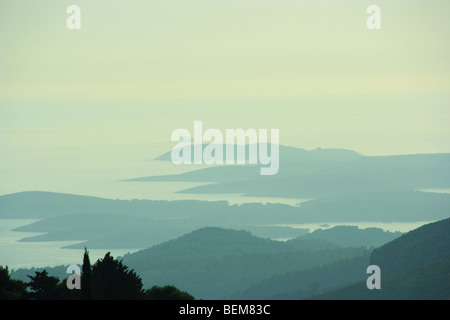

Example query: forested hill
[370,218,450,276]
[309,217,450,300]
[121,227,368,299]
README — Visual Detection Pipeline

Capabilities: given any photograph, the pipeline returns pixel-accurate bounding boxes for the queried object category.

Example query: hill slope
[309,217,450,299]
[311,257,450,300]
[370,218,450,276]
[228,226,402,300]
[121,227,367,299]
[229,252,371,300]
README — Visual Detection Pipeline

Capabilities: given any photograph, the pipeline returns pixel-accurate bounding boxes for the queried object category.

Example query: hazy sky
[1,0,449,186]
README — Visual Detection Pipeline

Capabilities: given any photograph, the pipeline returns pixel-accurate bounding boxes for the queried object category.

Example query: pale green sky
[1,0,449,166]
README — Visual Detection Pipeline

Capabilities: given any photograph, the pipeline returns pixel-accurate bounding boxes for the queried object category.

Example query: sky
[0,0,449,196]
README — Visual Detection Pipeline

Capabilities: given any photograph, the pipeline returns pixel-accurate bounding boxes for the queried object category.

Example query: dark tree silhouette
[0,266,28,300]
[2,249,195,300]
[91,252,144,300]
[145,285,195,300]
[27,270,60,300]
[81,247,92,300]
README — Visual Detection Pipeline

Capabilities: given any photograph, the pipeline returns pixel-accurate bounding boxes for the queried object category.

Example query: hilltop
[121,227,367,299]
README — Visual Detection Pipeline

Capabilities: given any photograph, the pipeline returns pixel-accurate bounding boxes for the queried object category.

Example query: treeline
[0,249,194,300]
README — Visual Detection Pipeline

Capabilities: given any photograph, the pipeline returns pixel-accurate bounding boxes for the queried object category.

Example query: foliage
[0,266,28,300]
[81,248,92,300]
[27,270,60,300]
[145,285,195,300]
[91,252,144,300]
[1,250,195,300]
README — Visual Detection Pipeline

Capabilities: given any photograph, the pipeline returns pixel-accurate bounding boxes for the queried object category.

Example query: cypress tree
[81,247,92,300]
